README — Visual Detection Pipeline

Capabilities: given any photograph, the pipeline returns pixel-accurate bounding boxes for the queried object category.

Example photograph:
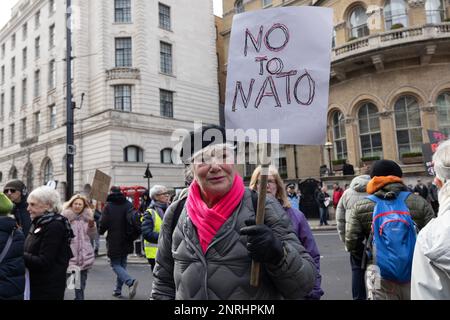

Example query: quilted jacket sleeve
[335,194,347,243]
[345,198,373,258]
[151,201,179,300]
[264,198,316,299]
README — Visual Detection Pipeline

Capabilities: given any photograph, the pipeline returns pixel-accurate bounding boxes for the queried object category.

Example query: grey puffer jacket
[151,189,316,300]
[335,175,370,243]
[346,182,435,259]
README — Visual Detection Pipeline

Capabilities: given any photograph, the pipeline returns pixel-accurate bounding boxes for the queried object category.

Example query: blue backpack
[366,191,417,282]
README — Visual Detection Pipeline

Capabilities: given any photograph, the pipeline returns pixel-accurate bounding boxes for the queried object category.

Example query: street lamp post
[66,0,74,200]
[324,141,334,176]
[143,164,153,191]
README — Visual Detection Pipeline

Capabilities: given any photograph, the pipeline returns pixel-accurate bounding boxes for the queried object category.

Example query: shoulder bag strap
[0,229,15,264]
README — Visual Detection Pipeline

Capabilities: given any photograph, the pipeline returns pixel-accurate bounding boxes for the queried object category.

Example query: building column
[407,0,427,26]
[421,104,439,142]
[344,117,359,167]
[379,111,398,161]
[334,21,347,45]
[298,145,321,179]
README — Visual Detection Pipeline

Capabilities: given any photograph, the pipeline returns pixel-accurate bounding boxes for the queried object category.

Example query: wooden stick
[250,144,270,287]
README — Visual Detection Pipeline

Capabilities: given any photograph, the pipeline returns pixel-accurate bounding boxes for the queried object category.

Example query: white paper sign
[225,7,333,145]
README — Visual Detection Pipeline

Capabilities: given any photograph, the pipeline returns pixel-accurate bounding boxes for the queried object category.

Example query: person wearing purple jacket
[250,166,324,300]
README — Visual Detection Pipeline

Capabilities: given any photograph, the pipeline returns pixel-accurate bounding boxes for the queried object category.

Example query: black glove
[240,219,284,264]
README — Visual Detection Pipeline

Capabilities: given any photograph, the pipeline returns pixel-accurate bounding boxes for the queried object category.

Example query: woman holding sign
[151,125,316,300]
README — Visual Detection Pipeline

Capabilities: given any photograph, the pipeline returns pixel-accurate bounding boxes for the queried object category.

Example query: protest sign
[225,6,333,145]
[423,130,448,176]
[90,170,111,203]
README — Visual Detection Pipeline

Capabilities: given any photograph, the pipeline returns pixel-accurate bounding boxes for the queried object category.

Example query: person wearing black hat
[345,159,435,300]
[3,179,31,237]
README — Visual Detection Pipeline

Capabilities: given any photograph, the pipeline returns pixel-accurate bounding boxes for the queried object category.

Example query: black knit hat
[179,124,228,164]
[369,160,403,178]
[3,179,26,194]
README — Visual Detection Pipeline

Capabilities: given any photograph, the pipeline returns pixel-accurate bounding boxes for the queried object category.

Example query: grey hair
[28,186,63,213]
[433,139,450,182]
[150,185,168,200]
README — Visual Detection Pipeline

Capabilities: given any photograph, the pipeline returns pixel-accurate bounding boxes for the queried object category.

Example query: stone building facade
[0,0,219,198]
[219,0,450,186]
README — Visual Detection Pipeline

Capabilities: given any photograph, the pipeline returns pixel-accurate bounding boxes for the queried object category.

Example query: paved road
[65,230,352,300]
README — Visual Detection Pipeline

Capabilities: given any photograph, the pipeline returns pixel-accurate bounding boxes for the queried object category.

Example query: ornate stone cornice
[344,117,355,125]
[408,0,425,8]
[334,21,346,31]
[378,110,393,118]
[421,105,437,113]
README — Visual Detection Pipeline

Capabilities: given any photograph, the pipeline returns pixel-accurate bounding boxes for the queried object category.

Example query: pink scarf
[186,174,245,253]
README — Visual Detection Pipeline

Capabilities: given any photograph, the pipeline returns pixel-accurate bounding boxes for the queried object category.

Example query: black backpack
[125,206,142,241]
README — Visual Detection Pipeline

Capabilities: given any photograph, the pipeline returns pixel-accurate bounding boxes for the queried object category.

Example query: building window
[1,65,4,84]
[115,0,131,23]
[48,59,56,89]
[358,103,382,158]
[114,85,132,111]
[235,0,244,14]
[332,28,336,48]
[34,111,41,135]
[35,10,41,29]
[159,3,171,30]
[115,37,132,67]
[0,129,3,148]
[11,57,15,77]
[11,34,15,50]
[24,163,33,192]
[437,91,450,136]
[161,148,173,164]
[124,146,143,162]
[1,43,5,59]
[22,78,27,105]
[332,111,348,160]
[277,145,287,178]
[22,47,27,69]
[262,0,272,7]
[43,159,53,184]
[35,37,40,59]
[49,0,56,16]
[160,89,173,118]
[394,95,423,156]
[9,166,17,179]
[34,70,40,98]
[9,124,15,145]
[384,0,408,30]
[10,86,15,113]
[49,104,56,129]
[0,93,4,118]
[426,0,445,23]
[21,118,27,140]
[160,42,172,74]
[49,24,55,48]
[349,6,369,38]
[22,23,28,40]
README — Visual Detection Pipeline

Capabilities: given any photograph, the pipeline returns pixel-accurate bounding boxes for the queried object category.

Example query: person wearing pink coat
[62,194,97,300]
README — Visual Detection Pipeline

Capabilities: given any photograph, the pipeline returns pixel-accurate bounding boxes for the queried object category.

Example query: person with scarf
[62,194,97,300]
[141,185,170,270]
[411,140,450,299]
[151,125,316,300]
[346,160,434,300]
[24,186,74,300]
[249,165,323,300]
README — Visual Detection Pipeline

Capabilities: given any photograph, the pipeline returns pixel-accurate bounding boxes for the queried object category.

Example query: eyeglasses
[256,179,276,185]
[157,192,170,196]
[4,189,17,194]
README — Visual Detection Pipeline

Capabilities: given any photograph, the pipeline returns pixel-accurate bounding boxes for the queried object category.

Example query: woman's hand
[240,219,284,264]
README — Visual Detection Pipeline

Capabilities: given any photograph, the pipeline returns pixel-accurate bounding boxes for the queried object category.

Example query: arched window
[394,95,423,156]
[124,145,143,162]
[160,148,173,164]
[9,166,18,179]
[349,6,369,38]
[332,111,347,160]
[384,0,408,30]
[358,103,382,158]
[24,162,34,191]
[426,0,445,23]
[437,91,450,136]
[235,0,244,14]
[277,145,287,178]
[43,159,53,184]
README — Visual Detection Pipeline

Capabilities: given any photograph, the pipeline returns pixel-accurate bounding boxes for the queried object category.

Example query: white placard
[225,7,333,145]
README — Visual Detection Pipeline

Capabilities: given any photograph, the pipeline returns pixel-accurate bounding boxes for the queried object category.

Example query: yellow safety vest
[143,208,162,259]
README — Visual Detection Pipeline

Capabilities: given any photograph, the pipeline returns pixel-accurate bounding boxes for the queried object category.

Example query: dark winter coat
[151,189,316,300]
[0,216,25,300]
[141,201,166,244]
[12,197,31,237]
[99,193,134,258]
[24,212,73,300]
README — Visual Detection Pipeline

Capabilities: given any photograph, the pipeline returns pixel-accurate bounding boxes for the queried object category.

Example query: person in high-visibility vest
[141,185,170,270]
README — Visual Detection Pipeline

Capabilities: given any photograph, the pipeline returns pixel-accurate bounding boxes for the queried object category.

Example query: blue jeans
[110,256,134,294]
[75,270,88,300]
[319,207,328,225]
